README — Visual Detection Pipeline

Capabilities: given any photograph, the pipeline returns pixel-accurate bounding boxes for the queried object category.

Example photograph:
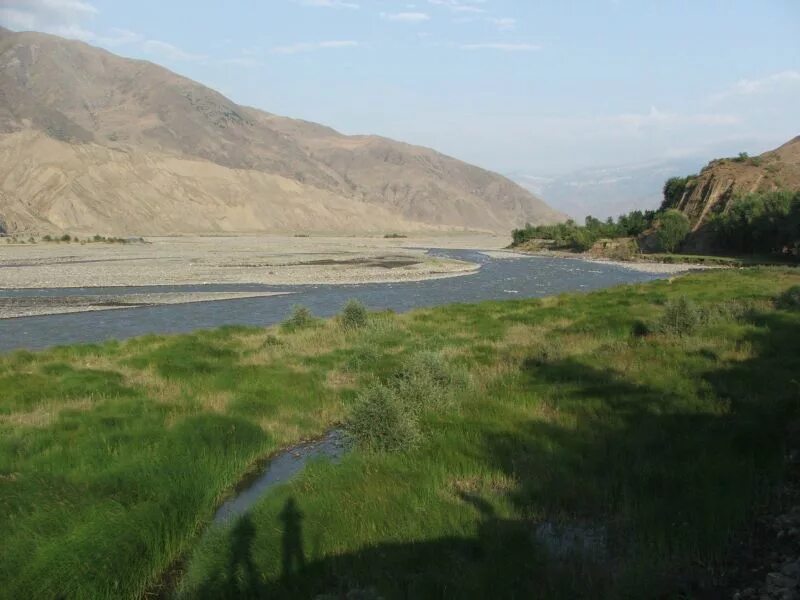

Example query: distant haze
[511,157,708,222]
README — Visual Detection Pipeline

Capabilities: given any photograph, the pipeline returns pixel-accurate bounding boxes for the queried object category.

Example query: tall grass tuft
[393,351,469,413]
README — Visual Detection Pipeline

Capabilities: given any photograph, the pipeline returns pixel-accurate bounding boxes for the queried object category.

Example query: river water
[0,250,665,352]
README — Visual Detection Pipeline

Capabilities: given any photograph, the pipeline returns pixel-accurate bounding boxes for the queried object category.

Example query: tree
[656,210,691,253]
[661,176,695,211]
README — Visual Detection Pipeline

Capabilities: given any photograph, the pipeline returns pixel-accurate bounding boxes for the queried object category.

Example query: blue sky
[2,0,799,175]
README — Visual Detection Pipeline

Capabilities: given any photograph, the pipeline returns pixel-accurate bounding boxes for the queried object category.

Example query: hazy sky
[2,0,799,175]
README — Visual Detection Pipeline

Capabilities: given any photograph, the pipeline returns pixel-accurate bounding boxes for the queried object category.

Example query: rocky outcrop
[667,138,800,253]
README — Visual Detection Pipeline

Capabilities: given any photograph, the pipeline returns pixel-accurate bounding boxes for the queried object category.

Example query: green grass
[640,252,798,266]
[2,268,800,598]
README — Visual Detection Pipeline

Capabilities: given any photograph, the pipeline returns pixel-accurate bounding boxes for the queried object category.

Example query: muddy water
[0,250,667,352]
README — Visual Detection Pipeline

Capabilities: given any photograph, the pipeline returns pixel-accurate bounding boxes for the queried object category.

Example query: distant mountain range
[0,27,565,236]
[510,157,708,222]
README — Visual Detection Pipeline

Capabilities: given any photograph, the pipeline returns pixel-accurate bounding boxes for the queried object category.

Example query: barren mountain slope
[0,27,565,234]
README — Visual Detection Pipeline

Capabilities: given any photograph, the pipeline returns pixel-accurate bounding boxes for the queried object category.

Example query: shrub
[60,234,71,242]
[346,351,467,451]
[776,286,800,311]
[282,305,316,331]
[340,299,368,330]
[655,210,691,253]
[657,297,703,335]
[346,384,420,452]
[733,151,749,163]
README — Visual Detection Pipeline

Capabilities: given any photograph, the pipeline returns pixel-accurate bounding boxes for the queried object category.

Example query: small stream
[0,249,668,352]
[213,430,347,526]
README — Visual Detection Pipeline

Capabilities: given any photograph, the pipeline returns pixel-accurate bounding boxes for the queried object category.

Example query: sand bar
[0,291,290,319]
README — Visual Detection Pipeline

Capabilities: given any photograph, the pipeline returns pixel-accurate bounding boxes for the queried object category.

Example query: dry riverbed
[0,234,502,290]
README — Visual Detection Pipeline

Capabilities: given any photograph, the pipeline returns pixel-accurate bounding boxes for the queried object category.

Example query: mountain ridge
[0,28,565,235]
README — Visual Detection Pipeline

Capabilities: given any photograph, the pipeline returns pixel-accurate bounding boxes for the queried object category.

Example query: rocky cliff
[664,137,800,252]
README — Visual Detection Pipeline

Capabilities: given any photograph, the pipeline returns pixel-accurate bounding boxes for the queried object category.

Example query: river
[0,250,667,352]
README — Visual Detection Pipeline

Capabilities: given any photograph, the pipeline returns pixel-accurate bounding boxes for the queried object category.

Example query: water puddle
[213,429,347,525]
[534,521,608,561]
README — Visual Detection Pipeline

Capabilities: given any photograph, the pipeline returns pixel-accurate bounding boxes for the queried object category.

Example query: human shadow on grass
[193,309,800,598]
[192,498,304,599]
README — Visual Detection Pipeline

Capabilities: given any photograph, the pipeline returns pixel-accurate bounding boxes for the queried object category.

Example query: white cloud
[215,56,262,68]
[271,40,360,54]
[428,0,486,14]
[295,0,360,8]
[489,17,516,31]
[712,70,800,102]
[0,1,212,63]
[0,0,98,36]
[381,12,431,22]
[143,40,205,62]
[460,42,540,51]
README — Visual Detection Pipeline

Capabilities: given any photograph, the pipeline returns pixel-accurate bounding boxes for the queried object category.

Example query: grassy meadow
[1,268,800,598]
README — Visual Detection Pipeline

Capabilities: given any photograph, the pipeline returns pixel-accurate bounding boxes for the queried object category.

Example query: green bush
[282,305,316,331]
[657,297,702,335]
[340,299,368,330]
[346,351,467,451]
[776,285,800,311]
[655,210,691,253]
[346,384,420,452]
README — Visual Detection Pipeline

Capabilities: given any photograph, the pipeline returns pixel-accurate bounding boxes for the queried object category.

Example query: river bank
[504,247,722,274]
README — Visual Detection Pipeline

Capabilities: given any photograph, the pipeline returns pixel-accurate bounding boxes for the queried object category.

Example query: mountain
[666,136,800,251]
[511,157,708,222]
[0,27,565,235]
